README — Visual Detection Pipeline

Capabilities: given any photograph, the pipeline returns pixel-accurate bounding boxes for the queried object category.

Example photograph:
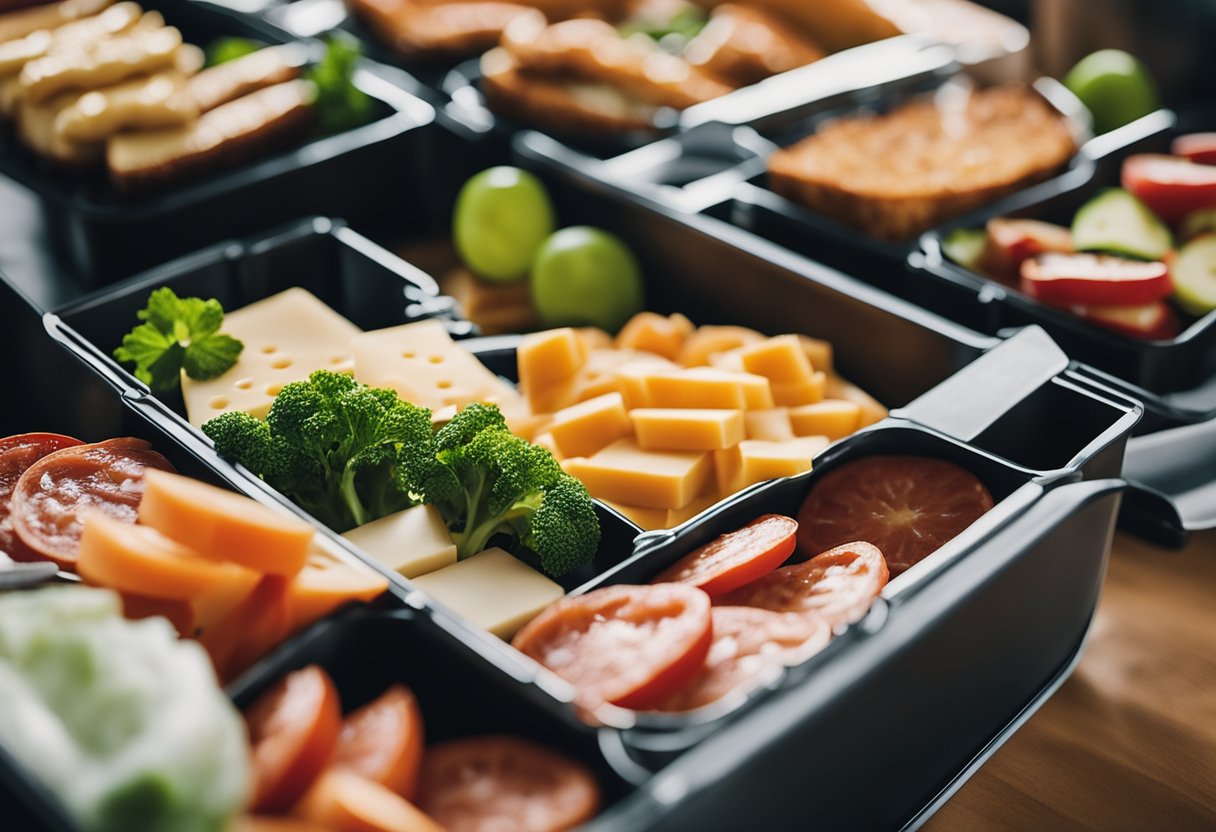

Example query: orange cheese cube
[563,439,711,510]
[572,349,672,405]
[739,437,827,481]
[678,325,765,367]
[771,371,826,407]
[532,431,561,459]
[615,361,660,409]
[713,445,744,498]
[518,327,587,390]
[789,399,862,440]
[738,335,816,384]
[547,393,633,458]
[797,335,833,374]
[744,408,795,441]
[601,500,668,531]
[825,374,888,427]
[138,469,313,576]
[577,327,613,351]
[615,312,695,361]
[665,492,720,527]
[631,408,744,451]
[740,374,776,409]
[643,368,773,410]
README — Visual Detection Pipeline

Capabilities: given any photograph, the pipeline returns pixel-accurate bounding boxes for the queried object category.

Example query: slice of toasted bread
[187,43,304,113]
[0,2,142,76]
[500,13,732,109]
[346,0,535,60]
[481,45,657,133]
[107,78,314,193]
[15,86,103,168]
[685,4,824,87]
[766,84,1077,241]
[54,70,196,142]
[0,0,112,45]
[19,24,181,104]
[689,0,900,52]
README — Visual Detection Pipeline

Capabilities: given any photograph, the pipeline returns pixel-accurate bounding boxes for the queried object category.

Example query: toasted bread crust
[188,43,303,113]
[685,4,825,87]
[767,84,1077,241]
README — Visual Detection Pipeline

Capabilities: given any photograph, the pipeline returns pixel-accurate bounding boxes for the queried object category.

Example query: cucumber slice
[941,228,988,270]
[1181,207,1216,244]
[1171,234,1216,316]
[1072,188,1173,260]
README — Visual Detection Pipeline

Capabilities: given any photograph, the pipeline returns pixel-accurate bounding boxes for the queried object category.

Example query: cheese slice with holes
[182,287,361,427]
[341,504,457,579]
[352,319,516,411]
[411,547,564,639]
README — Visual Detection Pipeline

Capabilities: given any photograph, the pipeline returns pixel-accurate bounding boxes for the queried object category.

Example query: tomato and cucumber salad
[943,135,1216,338]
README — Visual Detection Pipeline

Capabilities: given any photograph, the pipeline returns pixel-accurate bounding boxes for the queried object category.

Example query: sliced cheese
[738,436,826,484]
[643,367,774,410]
[631,408,744,451]
[411,547,564,639]
[563,438,711,510]
[353,318,515,411]
[182,287,362,427]
[789,399,862,440]
[341,504,457,579]
[546,392,632,458]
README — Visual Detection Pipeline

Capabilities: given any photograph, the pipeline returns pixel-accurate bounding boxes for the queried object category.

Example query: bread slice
[54,70,196,142]
[684,4,824,87]
[15,87,102,168]
[766,84,1077,241]
[107,79,314,192]
[0,2,141,77]
[346,0,535,60]
[0,0,112,45]
[19,24,182,104]
[689,0,900,52]
[187,42,304,113]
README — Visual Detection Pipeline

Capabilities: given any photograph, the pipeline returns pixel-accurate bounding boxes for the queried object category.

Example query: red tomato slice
[715,541,888,628]
[981,218,1073,277]
[0,433,83,560]
[417,736,601,832]
[1172,133,1216,166]
[654,606,830,712]
[1020,253,1172,306]
[652,514,797,597]
[1073,298,1180,340]
[245,665,342,813]
[1122,153,1216,222]
[9,437,174,568]
[511,583,712,710]
[333,685,425,800]
[795,455,994,576]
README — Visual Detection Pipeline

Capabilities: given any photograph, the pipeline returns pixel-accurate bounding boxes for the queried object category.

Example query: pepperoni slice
[417,736,600,832]
[0,433,83,560]
[9,437,174,568]
[796,455,994,575]
[512,583,713,710]
[654,606,831,712]
[715,541,889,629]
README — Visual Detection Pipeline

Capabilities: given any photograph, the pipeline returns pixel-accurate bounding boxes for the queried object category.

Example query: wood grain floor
[927,528,1216,831]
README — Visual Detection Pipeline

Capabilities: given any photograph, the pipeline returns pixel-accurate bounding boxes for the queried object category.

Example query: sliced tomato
[796,455,994,576]
[511,583,712,710]
[652,514,797,597]
[333,685,425,800]
[417,736,600,832]
[716,541,888,628]
[1122,153,1216,222]
[1172,133,1216,166]
[245,665,342,813]
[980,218,1073,278]
[654,606,830,712]
[9,437,174,568]
[295,769,445,832]
[1071,298,1180,340]
[0,433,82,560]
[1020,253,1172,306]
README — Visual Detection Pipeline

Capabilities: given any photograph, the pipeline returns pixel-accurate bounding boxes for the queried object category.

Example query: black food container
[0,0,437,284]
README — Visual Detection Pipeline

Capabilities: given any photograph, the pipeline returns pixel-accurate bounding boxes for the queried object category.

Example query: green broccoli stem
[339,462,368,529]
[453,503,531,560]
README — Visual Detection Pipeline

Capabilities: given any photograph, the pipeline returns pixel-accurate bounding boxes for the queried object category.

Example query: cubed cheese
[644,367,773,410]
[737,335,816,384]
[341,504,457,579]
[789,399,862,440]
[547,393,633,458]
[738,437,827,482]
[352,319,515,410]
[600,500,668,531]
[181,287,361,427]
[744,408,795,441]
[825,374,888,427]
[770,372,826,407]
[411,547,564,639]
[519,327,586,394]
[631,408,744,451]
[797,335,833,374]
[614,312,694,361]
[563,438,711,510]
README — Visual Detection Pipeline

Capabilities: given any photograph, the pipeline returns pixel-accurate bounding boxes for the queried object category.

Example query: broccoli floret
[420,403,600,577]
[203,370,434,532]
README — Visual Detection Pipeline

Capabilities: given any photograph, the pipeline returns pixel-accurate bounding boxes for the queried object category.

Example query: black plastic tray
[0,0,436,284]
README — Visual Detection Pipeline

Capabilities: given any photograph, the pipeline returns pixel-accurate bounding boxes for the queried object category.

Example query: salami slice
[0,433,83,561]
[10,437,175,568]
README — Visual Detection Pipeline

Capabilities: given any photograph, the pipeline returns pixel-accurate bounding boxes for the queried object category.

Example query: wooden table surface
[926,528,1216,831]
